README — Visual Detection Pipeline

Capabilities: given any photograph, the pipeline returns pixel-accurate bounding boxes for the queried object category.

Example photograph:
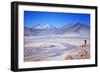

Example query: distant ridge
[24,23,90,36]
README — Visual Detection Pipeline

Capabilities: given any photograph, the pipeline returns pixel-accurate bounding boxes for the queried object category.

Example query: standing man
[84,40,87,46]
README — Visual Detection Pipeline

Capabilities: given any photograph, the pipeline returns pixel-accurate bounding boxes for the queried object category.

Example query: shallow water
[24,36,90,61]
[24,43,76,58]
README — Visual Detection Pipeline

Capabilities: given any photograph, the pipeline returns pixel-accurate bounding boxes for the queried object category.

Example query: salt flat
[24,35,90,62]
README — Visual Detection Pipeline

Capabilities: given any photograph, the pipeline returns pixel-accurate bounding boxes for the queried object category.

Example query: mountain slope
[61,23,90,36]
[24,23,90,36]
[32,24,56,30]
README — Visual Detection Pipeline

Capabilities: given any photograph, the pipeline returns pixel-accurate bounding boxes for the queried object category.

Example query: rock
[64,55,73,60]
[79,49,88,59]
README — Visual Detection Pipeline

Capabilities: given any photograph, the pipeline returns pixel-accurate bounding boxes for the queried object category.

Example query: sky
[24,11,90,28]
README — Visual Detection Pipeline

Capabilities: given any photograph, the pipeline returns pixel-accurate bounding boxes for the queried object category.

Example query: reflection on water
[24,44,76,58]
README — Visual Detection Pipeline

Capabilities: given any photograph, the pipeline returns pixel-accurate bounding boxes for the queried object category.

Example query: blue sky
[24,11,90,28]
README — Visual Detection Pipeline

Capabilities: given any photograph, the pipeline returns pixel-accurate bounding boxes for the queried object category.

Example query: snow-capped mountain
[24,23,90,36]
[32,24,56,29]
[24,24,57,36]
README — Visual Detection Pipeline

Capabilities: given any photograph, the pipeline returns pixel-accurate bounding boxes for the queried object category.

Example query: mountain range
[24,23,90,36]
